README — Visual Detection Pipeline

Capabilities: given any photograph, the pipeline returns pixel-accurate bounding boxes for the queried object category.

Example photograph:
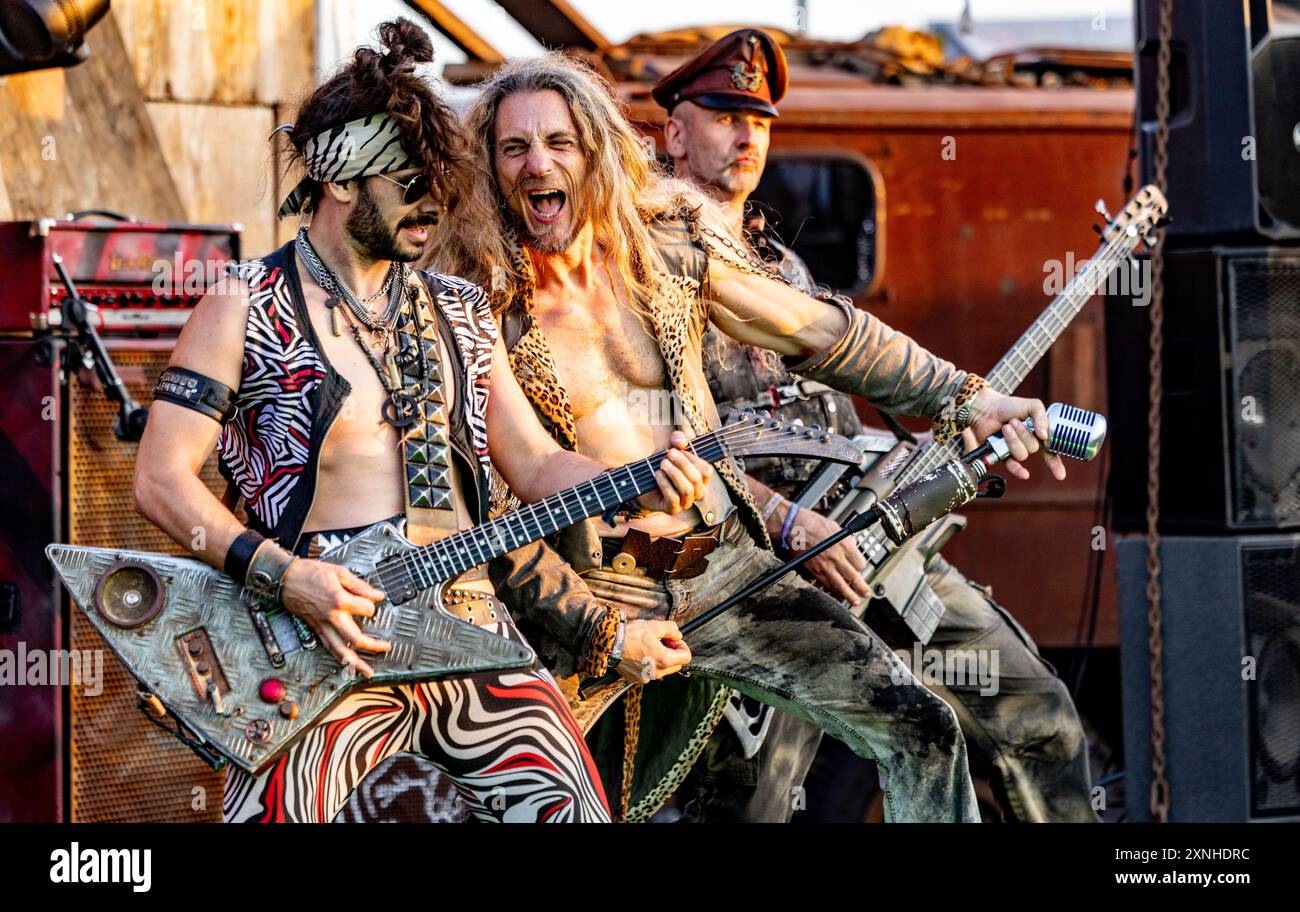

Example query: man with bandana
[657,29,1100,823]
[131,19,710,823]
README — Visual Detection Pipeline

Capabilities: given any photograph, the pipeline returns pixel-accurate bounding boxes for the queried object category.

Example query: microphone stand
[51,253,150,441]
[680,505,884,636]
[578,458,1005,697]
[682,449,1010,635]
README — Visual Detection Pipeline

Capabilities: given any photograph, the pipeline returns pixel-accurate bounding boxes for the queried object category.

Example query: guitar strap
[394,275,472,555]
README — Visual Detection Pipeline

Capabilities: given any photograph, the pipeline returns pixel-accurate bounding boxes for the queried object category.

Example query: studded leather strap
[395,274,459,545]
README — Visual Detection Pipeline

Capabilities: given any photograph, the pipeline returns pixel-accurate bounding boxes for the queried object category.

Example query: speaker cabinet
[64,344,227,821]
[1106,245,1300,533]
[1119,535,1300,821]
[1136,0,1300,240]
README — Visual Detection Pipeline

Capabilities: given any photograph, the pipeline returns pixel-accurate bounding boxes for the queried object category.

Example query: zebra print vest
[216,242,498,547]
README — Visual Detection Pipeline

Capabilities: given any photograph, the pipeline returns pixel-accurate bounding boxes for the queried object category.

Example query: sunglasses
[373,171,434,205]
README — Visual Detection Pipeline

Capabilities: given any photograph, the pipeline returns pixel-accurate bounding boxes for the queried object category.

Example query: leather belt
[598,515,739,581]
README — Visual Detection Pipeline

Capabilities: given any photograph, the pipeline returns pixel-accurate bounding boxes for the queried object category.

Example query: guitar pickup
[176,628,232,713]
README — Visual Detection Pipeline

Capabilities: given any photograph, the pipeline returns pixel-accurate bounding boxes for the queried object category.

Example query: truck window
[751,153,880,295]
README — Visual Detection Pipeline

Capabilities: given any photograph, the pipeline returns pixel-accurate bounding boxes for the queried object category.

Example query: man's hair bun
[377,18,434,67]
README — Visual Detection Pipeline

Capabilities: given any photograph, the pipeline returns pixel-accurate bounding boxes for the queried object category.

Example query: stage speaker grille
[1243,542,1300,816]
[67,350,224,822]
[1229,256,1300,529]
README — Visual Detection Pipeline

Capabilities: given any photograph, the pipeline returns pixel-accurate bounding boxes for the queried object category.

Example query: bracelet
[608,619,627,668]
[243,539,297,607]
[759,491,786,522]
[779,503,802,551]
[224,528,266,583]
[579,604,625,678]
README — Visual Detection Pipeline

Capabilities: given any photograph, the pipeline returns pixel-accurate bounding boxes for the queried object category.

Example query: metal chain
[697,224,799,289]
[295,228,405,338]
[1146,0,1173,824]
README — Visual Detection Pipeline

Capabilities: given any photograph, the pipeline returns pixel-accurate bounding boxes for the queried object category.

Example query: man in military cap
[657,27,1100,823]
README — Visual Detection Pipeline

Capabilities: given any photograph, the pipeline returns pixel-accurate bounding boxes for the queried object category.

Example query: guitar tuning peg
[1095,198,1114,222]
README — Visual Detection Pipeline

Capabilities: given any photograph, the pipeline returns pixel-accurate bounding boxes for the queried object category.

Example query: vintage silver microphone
[966,402,1107,467]
[876,403,1107,545]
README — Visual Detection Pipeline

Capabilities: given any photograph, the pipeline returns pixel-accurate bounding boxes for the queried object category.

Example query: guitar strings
[374,418,791,593]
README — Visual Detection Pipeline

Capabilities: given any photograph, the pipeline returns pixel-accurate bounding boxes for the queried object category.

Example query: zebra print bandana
[276,113,414,218]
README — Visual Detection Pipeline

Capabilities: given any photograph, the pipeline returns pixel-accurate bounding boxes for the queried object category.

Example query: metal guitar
[795,185,1168,645]
[46,411,861,773]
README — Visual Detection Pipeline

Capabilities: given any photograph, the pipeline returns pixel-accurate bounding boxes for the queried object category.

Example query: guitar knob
[278,700,299,720]
[259,678,287,703]
[244,719,272,744]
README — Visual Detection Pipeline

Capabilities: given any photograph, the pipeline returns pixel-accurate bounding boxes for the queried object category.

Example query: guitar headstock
[1100,184,1169,250]
[715,409,864,465]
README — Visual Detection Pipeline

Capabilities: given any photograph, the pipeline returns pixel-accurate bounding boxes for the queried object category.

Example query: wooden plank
[403,0,503,63]
[0,11,184,222]
[114,0,316,106]
[273,103,306,249]
[146,102,277,256]
[0,155,13,221]
[495,0,607,51]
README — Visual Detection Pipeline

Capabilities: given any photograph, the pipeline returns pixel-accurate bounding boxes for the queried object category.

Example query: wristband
[932,374,990,446]
[244,539,297,607]
[779,503,802,551]
[759,492,786,523]
[224,528,266,583]
[579,604,625,678]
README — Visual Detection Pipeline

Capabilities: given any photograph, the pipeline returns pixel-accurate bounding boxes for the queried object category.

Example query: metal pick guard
[45,521,534,774]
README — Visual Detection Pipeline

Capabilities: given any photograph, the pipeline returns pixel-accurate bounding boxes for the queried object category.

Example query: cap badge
[730,60,763,92]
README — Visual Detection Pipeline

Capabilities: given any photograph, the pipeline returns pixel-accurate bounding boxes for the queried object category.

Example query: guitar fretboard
[897,229,1136,489]
[376,430,734,592]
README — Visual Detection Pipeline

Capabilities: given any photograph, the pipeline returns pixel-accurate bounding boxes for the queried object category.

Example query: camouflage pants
[692,553,1100,822]
[587,525,980,823]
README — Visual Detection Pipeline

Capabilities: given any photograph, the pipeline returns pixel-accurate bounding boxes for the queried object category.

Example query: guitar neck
[402,431,731,585]
[897,232,1135,487]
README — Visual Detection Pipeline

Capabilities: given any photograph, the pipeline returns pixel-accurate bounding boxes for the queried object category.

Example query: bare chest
[531,286,665,421]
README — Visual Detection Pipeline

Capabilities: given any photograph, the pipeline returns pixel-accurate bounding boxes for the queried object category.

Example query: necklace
[336,298,421,428]
[295,228,406,344]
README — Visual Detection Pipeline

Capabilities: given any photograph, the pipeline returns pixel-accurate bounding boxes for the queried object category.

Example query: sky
[320,0,1138,74]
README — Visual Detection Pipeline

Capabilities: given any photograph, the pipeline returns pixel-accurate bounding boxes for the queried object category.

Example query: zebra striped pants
[222,618,610,823]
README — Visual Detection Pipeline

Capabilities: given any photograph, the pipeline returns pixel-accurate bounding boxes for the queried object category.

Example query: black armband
[224,528,266,584]
[152,367,238,425]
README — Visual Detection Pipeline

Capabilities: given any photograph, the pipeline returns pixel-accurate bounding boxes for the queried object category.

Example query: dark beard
[346,182,419,263]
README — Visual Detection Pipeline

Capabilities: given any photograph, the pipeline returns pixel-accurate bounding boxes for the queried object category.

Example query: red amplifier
[0,215,241,335]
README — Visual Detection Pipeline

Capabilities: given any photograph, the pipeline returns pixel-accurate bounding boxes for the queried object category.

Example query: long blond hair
[428,54,708,315]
